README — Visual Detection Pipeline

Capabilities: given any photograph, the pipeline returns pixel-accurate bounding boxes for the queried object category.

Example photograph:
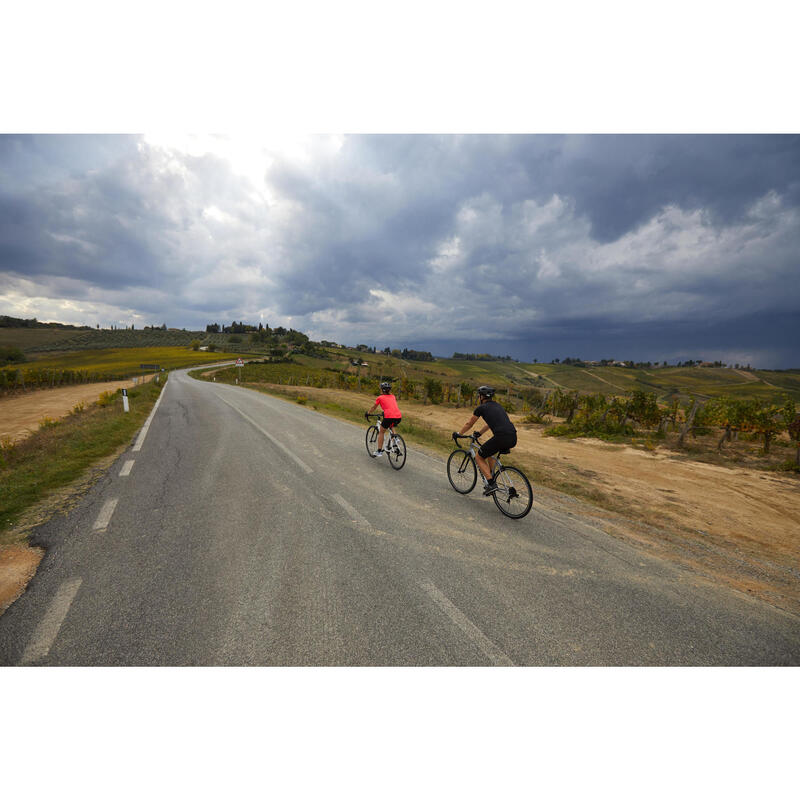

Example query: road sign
[236,358,244,366]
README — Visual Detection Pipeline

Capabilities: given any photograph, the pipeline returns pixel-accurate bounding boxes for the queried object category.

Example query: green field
[3,318,798,404]
[0,327,86,350]
[20,347,242,373]
[195,347,800,412]
[1,325,265,355]
[307,350,800,403]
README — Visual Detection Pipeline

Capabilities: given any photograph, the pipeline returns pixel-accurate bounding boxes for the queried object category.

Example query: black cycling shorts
[381,418,401,430]
[478,431,516,459]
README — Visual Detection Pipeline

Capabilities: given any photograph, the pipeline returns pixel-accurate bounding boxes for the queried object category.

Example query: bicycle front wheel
[388,434,406,470]
[365,425,379,457]
[492,466,533,518]
[447,449,477,493]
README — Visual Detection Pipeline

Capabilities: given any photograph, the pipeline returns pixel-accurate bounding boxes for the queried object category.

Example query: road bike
[365,413,407,470]
[447,433,533,518]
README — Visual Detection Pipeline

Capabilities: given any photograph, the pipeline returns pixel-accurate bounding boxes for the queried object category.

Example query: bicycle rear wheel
[388,433,406,470]
[492,466,533,518]
[365,424,379,457]
[447,449,477,493]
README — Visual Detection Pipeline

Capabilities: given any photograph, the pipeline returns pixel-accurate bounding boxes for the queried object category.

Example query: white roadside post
[236,357,244,384]
[122,388,130,412]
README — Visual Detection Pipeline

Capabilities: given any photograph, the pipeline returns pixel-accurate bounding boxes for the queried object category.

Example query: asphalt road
[1,369,798,665]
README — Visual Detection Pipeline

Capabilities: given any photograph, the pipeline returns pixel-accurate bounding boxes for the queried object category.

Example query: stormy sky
[1,133,799,367]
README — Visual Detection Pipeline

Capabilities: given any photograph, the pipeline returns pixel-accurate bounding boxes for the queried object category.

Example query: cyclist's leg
[379,419,399,452]
[475,436,500,481]
[377,419,393,451]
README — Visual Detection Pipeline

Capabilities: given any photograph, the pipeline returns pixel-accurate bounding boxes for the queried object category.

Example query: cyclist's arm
[458,415,480,436]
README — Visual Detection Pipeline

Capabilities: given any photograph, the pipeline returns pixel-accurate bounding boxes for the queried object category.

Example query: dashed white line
[119,460,135,476]
[218,397,313,474]
[133,380,168,452]
[420,579,515,666]
[19,578,83,665]
[93,498,118,531]
[332,493,373,531]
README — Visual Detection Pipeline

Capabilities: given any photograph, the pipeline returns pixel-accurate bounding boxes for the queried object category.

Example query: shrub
[626,390,661,428]
[38,416,60,429]
[0,346,26,366]
[523,411,549,424]
[770,459,800,473]
[296,395,308,405]
[96,390,118,407]
[70,401,87,415]
[0,435,17,464]
[424,377,443,404]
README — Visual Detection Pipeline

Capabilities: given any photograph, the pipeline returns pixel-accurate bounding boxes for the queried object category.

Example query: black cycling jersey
[473,399,516,435]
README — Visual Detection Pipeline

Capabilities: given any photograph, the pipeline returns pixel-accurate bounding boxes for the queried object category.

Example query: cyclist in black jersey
[452,385,517,495]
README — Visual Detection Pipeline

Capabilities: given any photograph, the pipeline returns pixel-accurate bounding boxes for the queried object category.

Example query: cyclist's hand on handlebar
[452,431,459,442]
[365,412,370,420]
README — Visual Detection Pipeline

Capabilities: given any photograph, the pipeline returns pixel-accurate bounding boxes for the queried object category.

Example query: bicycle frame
[463,436,502,483]
[368,413,397,440]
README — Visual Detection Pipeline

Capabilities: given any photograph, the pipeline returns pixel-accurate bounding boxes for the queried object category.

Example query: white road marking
[119,460,135,476]
[218,397,313,474]
[284,429,324,459]
[132,380,168,452]
[331,494,373,531]
[93,498,118,531]
[420,579,515,666]
[19,578,83,665]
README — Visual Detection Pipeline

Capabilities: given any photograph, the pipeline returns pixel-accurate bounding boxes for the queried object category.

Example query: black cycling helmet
[477,385,495,398]
[380,381,392,393]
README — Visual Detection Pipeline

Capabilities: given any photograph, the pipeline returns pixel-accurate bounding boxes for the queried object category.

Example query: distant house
[361,362,369,367]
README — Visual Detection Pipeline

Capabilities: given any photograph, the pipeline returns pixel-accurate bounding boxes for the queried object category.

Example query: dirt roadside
[0,377,151,443]
[0,546,43,615]
[248,382,800,615]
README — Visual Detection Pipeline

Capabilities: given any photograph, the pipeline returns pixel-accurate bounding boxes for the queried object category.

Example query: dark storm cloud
[266,134,800,313]
[1,134,799,365]
[540,134,800,241]
[419,310,800,370]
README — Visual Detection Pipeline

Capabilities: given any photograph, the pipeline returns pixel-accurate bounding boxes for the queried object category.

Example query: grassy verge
[0,380,164,546]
